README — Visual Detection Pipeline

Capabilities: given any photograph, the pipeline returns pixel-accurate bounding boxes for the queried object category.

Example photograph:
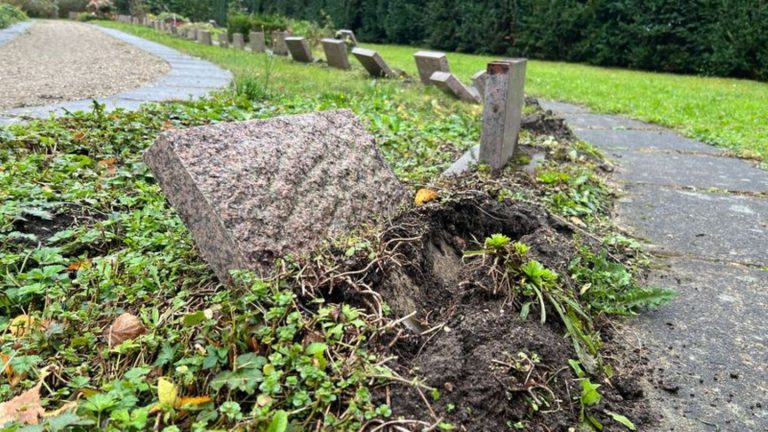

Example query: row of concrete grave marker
[102,15,526,172]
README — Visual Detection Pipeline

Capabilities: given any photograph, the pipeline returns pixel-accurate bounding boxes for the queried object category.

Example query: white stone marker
[285,37,313,62]
[250,31,266,52]
[479,59,527,170]
[322,38,350,70]
[414,51,449,85]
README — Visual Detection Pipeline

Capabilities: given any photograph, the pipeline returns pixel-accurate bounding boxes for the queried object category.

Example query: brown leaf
[0,381,44,426]
[1,354,24,388]
[104,313,145,348]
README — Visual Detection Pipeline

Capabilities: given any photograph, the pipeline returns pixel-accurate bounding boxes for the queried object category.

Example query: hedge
[0,3,27,28]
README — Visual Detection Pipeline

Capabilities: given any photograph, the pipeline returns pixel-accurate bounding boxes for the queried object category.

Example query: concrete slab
[629,258,768,431]
[574,129,723,154]
[617,184,768,265]
[612,151,768,192]
[561,112,664,131]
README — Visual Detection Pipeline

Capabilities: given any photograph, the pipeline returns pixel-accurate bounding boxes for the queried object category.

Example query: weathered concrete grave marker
[479,59,527,170]
[285,37,313,63]
[414,51,450,85]
[471,70,488,101]
[272,31,289,56]
[352,48,396,78]
[232,33,245,49]
[218,33,229,48]
[198,31,212,46]
[335,29,358,46]
[143,110,408,281]
[430,71,481,103]
[322,38,350,70]
[250,31,265,52]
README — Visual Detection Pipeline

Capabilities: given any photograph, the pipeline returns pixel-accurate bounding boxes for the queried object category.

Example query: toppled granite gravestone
[272,31,289,56]
[414,51,450,85]
[352,48,396,78]
[232,33,245,49]
[285,37,313,63]
[143,110,408,281]
[322,38,350,70]
[335,29,358,46]
[479,59,528,170]
[430,71,481,103]
[250,31,265,52]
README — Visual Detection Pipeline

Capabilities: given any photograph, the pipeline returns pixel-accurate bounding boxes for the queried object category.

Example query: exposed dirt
[523,97,577,143]
[356,195,652,431]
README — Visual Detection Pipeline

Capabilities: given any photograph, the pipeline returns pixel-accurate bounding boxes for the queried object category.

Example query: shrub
[0,3,27,28]
[55,0,87,17]
[3,0,58,17]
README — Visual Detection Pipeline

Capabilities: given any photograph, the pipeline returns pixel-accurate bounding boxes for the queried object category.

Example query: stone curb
[0,23,232,126]
[0,20,33,48]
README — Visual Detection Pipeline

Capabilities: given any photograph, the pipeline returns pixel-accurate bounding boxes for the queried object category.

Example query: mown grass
[100,21,767,160]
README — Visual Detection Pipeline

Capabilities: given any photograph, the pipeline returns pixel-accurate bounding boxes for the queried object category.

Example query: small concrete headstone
[479,59,527,170]
[352,47,395,78]
[321,38,350,70]
[232,33,245,49]
[285,37,313,62]
[131,17,139,25]
[471,70,488,100]
[250,31,266,52]
[414,51,450,85]
[335,29,358,46]
[199,31,212,46]
[272,31,289,56]
[430,72,481,103]
[218,33,229,48]
[143,110,408,281]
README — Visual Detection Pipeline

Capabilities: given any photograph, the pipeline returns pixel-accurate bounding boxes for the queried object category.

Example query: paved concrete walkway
[540,100,767,431]
[0,21,33,48]
[0,23,231,126]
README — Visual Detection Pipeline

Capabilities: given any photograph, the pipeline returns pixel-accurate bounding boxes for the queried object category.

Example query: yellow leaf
[43,401,78,418]
[177,396,212,409]
[414,188,439,206]
[8,315,42,337]
[157,377,178,409]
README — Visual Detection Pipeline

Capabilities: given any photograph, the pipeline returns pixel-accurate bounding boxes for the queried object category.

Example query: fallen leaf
[43,401,78,418]
[177,396,212,408]
[72,131,86,142]
[415,188,438,206]
[104,313,145,348]
[569,216,586,228]
[67,259,92,272]
[157,377,178,408]
[0,380,44,425]
[1,353,24,388]
[8,315,44,337]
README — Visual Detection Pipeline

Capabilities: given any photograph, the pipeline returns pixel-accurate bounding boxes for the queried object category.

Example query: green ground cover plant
[0,21,671,430]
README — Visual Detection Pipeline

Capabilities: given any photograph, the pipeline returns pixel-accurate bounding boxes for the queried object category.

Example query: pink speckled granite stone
[143,110,408,281]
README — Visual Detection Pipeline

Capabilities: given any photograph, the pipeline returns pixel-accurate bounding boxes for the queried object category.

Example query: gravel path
[0,20,170,109]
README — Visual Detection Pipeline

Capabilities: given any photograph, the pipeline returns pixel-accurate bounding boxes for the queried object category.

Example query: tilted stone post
[232,33,245,49]
[430,72,481,103]
[479,59,527,170]
[352,48,396,78]
[285,37,313,63]
[250,31,266,52]
[414,51,450,85]
[322,38,350,70]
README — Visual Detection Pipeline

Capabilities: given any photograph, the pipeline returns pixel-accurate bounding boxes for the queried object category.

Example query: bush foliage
[123,0,765,81]
[0,2,27,27]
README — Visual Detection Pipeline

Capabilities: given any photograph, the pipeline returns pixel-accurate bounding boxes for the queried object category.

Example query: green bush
[0,3,27,28]
[3,0,58,17]
[55,0,87,17]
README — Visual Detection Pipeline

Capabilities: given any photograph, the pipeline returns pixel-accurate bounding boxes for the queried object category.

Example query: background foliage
[0,2,27,27]
[116,0,768,81]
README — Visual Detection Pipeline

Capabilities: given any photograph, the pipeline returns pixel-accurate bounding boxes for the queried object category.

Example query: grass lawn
[102,21,767,161]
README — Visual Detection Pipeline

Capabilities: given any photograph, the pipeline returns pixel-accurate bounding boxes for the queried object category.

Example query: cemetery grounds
[5,18,763,432]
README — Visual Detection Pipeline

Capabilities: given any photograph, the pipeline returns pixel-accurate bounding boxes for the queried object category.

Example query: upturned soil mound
[355,195,652,431]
